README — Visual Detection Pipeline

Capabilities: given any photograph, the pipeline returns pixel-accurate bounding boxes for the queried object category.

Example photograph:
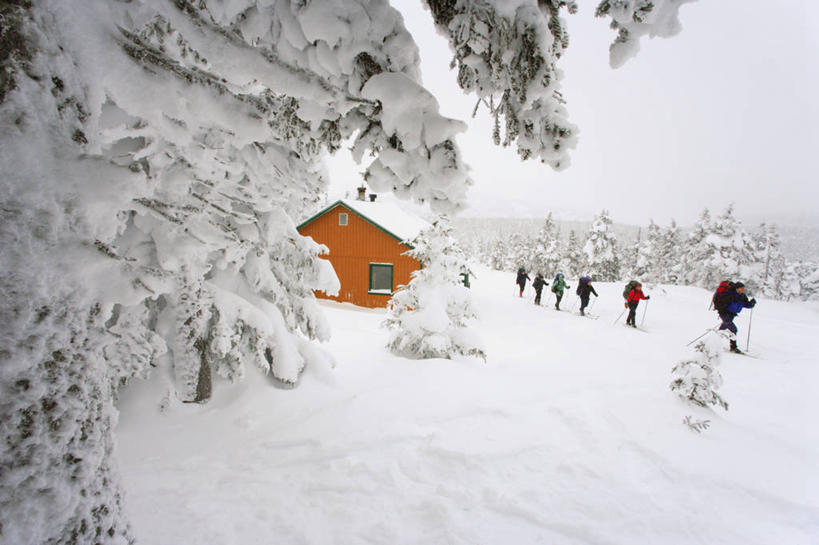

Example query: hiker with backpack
[516,267,531,297]
[576,276,598,316]
[712,281,757,353]
[551,273,570,310]
[532,273,548,305]
[623,281,650,327]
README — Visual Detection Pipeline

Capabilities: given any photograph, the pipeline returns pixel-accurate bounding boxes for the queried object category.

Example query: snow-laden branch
[425,0,578,169]
[595,0,698,68]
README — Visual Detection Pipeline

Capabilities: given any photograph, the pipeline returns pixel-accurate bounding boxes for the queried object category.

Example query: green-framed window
[369,263,393,294]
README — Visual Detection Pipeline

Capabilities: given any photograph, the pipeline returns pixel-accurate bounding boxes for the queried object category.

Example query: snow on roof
[338,198,430,242]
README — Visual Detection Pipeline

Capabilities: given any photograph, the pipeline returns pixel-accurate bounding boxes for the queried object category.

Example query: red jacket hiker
[625,285,649,327]
[627,288,648,303]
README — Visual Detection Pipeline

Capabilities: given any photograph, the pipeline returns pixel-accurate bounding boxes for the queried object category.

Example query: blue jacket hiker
[713,281,756,353]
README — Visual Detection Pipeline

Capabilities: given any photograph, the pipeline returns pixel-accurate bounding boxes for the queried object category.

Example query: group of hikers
[516,268,758,353]
[516,267,605,315]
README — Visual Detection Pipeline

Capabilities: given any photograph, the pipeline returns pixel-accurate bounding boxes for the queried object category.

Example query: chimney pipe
[356,185,366,201]
[368,194,377,202]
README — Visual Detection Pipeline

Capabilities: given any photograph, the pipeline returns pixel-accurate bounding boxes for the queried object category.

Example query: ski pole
[613,307,626,325]
[746,307,754,352]
[641,299,649,327]
[589,297,598,312]
[686,327,717,347]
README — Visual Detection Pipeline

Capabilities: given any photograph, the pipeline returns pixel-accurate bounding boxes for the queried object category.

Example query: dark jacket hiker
[516,268,531,297]
[532,273,548,305]
[576,276,598,315]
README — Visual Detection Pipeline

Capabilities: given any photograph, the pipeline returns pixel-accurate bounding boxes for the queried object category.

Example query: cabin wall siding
[298,203,419,308]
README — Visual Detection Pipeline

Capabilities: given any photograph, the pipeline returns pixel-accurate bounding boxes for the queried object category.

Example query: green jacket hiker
[551,275,568,296]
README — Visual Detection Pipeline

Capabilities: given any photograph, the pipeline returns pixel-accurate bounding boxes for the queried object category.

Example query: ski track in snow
[116,267,819,545]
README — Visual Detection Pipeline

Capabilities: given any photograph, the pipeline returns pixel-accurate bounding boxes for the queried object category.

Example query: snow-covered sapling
[384,217,486,361]
[670,332,729,412]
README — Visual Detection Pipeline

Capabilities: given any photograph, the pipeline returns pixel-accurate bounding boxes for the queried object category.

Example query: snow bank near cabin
[117,267,819,545]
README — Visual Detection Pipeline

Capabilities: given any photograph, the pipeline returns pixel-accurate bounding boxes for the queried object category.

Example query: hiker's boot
[729,339,742,354]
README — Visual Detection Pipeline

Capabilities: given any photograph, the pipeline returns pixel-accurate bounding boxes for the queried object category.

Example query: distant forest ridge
[452,217,819,262]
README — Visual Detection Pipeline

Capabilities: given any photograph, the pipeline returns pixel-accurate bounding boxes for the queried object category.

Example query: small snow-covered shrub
[670,332,729,411]
[682,415,711,433]
[385,217,485,361]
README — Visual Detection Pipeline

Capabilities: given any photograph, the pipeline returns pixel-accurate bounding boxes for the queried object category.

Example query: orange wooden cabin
[297,197,428,308]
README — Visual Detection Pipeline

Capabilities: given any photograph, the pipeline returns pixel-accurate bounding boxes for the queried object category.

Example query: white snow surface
[116,267,819,544]
[339,198,431,242]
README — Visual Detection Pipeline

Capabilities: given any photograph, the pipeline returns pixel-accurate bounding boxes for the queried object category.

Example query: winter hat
[734,281,745,288]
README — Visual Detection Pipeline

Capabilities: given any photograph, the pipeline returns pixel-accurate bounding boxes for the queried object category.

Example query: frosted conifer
[531,212,562,277]
[681,208,713,286]
[796,262,819,301]
[751,223,786,298]
[0,1,468,540]
[658,219,683,284]
[699,204,755,289]
[632,220,661,281]
[385,217,485,361]
[560,229,585,279]
[670,332,729,412]
[583,210,620,281]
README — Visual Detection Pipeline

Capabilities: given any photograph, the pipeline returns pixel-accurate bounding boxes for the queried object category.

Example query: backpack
[623,280,639,300]
[712,280,734,310]
[576,276,589,295]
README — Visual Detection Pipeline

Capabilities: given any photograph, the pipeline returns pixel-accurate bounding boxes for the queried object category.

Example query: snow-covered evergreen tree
[531,212,562,277]
[796,262,819,301]
[681,208,713,286]
[700,204,756,290]
[0,1,468,541]
[751,223,786,298]
[583,210,620,281]
[670,332,729,412]
[560,229,585,279]
[631,220,661,281]
[775,262,804,301]
[385,217,485,361]
[625,227,642,279]
[485,236,507,271]
[657,219,683,284]
[505,232,534,273]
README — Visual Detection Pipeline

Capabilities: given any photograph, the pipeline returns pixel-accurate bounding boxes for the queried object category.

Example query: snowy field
[116,267,819,545]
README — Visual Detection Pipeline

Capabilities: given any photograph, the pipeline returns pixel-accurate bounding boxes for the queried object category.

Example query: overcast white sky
[326,0,819,227]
